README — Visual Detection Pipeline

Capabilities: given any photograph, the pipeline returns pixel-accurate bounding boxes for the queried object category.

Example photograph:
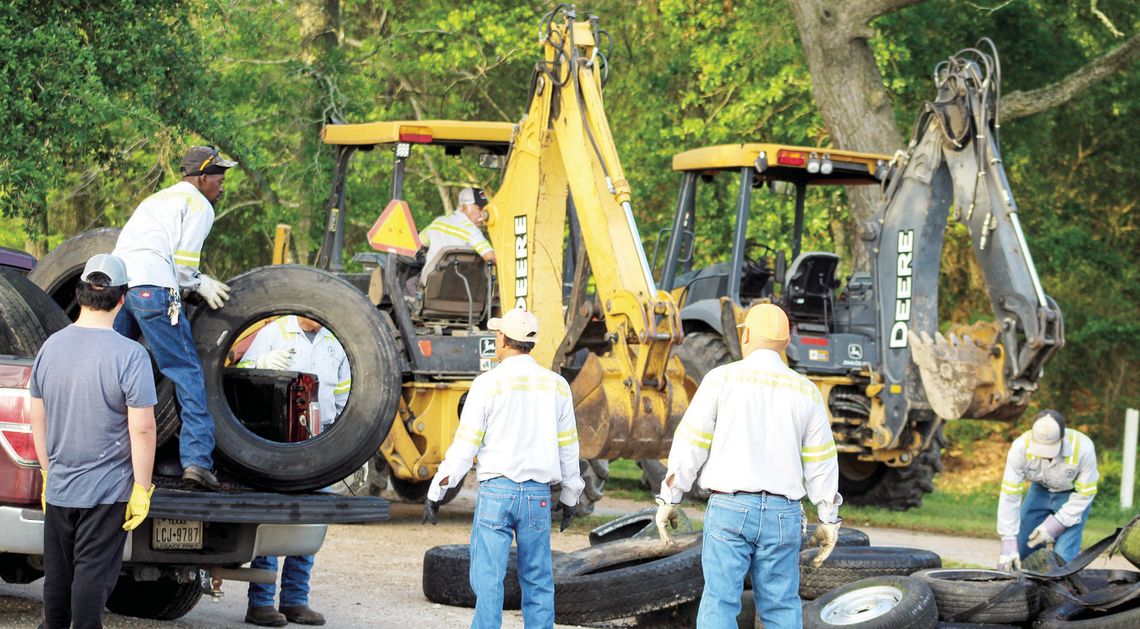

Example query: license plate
[152,518,203,550]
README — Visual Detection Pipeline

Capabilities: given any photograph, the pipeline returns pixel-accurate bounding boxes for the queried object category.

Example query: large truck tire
[799,546,942,600]
[1034,602,1140,628]
[422,544,525,609]
[0,269,71,356]
[191,265,401,492]
[105,574,202,620]
[26,228,181,446]
[803,575,938,629]
[28,227,121,318]
[840,427,945,511]
[912,569,1039,624]
[552,536,704,624]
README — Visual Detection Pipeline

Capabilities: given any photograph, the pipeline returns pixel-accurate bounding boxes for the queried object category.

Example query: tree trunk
[787,0,908,270]
[296,0,340,264]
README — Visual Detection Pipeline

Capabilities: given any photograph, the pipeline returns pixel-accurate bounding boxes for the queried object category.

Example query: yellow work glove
[123,483,155,531]
[40,469,47,511]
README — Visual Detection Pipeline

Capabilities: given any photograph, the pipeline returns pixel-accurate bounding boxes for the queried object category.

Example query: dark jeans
[114,285,215,469]
[42,502,128,629]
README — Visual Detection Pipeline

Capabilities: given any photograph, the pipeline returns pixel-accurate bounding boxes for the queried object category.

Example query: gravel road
[0,486,1133,628]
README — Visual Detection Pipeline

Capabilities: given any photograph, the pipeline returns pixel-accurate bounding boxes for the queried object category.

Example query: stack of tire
[28,229,403,492]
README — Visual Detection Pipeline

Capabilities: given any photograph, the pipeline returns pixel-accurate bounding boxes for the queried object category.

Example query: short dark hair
[502,336,535,354]
[76,274,126,312]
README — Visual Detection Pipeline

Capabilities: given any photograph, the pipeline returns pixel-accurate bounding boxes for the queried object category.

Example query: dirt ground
[0,480,1133,629]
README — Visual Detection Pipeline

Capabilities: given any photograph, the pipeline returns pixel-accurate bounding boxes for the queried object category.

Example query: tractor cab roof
[321,120,515,153]
[672,143,890,186]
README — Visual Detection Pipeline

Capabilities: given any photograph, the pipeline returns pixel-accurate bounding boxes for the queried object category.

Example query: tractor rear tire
[840,428,945,511]
[28,227,121,319]
[191,265,402,491]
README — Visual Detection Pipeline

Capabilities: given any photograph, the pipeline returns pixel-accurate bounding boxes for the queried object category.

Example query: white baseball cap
[1027,410,1066,459]
[488,308,539,343]
[457,187,489,208]
[80,254,129,287]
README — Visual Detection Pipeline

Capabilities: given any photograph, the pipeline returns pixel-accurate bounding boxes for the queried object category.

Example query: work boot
[280,605,326,626]
[182,465,221,491]
[244,606,287,627]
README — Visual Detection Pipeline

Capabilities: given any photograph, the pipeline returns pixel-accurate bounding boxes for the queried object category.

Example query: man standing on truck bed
[422,307,584,629]
[29,254,158,629]
[113,145,237,491]
[654,304,842,629]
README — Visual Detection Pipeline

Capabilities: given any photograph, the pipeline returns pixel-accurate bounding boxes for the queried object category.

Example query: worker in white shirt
[236,315,344,627]
[655,304,842,629]
[406,187,496,296]
[113,145,236,492]
[996,410,1098,570]
[422,307,584,629]
[237,316,350,431]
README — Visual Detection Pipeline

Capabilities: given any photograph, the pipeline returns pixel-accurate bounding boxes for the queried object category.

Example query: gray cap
[80,254,129,287]
[180,145,238,176]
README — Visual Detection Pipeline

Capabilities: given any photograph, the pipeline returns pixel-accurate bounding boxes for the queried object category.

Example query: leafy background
[0,0,1135,441]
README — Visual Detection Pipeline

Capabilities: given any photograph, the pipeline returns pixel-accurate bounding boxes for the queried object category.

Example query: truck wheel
[0,269,71,356]
[105,575,203,620]
[191,265,402,492]
[840,427,945,511]
[799,546,942,600]
[26,228,181,446]
[803,575,938,629]
[28,227,121,318]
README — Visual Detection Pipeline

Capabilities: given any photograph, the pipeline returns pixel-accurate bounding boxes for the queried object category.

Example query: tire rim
[819,585,903,625]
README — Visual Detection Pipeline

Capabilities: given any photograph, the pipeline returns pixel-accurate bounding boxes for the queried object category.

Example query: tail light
[0,363,39,468]
[776,150,806,166]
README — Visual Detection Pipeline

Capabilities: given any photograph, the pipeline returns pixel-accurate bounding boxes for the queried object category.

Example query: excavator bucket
[908,321,1013,420]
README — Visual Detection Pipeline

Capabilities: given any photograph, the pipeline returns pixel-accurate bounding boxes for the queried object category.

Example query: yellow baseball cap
[488,307,539,343]
[736,304,790,342]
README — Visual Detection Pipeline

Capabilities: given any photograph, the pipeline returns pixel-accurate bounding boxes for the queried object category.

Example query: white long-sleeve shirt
[661,349,842,523]
[113,181,215,290]
[236,316,350,430]
[427,353,585,505]
[420,210,493,276]
[997,428,1097,539]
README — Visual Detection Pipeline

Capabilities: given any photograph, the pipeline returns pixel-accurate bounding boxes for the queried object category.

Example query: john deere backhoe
[311,5,688,512]
[654,40,1064,509]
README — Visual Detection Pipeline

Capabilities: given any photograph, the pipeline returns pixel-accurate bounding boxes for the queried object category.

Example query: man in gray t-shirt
[29,254,157,629]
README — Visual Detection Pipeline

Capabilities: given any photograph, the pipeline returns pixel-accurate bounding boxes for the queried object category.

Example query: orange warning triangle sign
[367,199,422,256]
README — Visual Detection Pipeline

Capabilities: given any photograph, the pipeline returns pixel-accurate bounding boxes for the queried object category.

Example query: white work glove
[256,348,293,371]
[807,520,841,567]
[1028,514,1066,549]
[655,496,679,545]
[997,538,1021,572]
[195,275,231,310]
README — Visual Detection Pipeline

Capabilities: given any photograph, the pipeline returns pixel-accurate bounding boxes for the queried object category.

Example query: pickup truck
[0,249,389,620]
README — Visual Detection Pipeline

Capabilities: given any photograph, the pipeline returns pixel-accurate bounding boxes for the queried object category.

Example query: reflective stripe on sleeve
[473,239,492,255]
[557,429,578,446]
[675,421,712,450]
[334,379,351,395]
[455,424,485,446]
[801,442,837,463]
[1001,481,1029,496]
[1074,480,1097,496]
[173,249,201,267]
[427,222,470,240]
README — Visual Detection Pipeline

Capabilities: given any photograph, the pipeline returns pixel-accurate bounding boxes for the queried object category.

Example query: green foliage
[1,0,1136,436]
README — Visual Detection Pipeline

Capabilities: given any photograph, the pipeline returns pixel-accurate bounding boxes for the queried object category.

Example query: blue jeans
[698,493,802,629]
[1018,482,1091,562]
[114,285,215,469]
[470,477,554,629]
[247,555,314,608]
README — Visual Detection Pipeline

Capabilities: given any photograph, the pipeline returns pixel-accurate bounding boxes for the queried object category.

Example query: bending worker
[113,145,236,491]
[655,304,842,629]
[422,307,584,629]
[30,254,157,629]
[997,410,1098,570]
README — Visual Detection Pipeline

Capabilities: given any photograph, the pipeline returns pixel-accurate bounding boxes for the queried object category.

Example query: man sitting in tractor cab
[404,187,496,296]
